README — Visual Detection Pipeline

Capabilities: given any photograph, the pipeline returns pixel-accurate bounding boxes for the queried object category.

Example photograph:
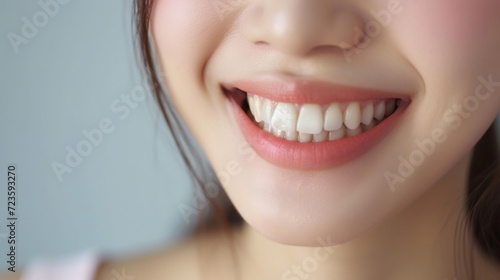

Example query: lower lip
[229,96,410,170]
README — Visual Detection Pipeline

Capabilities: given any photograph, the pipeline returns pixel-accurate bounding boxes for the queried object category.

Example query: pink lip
[226,75,413,104]
[225,77,412,170]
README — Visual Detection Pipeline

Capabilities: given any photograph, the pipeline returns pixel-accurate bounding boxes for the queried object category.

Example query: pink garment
[21,251,100,280]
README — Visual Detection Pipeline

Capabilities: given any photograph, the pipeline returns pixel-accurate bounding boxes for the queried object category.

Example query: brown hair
[133,0,242,233]
[132,0,499,277]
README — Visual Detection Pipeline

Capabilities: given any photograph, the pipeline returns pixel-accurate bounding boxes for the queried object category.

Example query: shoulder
[0,229,236,280]
[0,272,20,280]
[94,243,198,280]
[95,229,238,280]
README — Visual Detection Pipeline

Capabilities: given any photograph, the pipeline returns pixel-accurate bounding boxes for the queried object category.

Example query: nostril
[243,2,368,57]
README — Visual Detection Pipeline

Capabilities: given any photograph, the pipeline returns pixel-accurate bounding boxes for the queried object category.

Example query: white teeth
[263,122,271,132]
[271,103,298,132]
[344,102,361,130]
[298,132,313,143]
[285,131,299,141]
[362,119,377,132]
[297,104,323,134]
[328,126,346,141]
[252,95,263,122]
[246,94,399,143]
[361,103,374,125]
[262,99,273,123]
[385,100,396,116]
[313,131,329,142]
[374,101,386,121]
[248,95,255,117]
[272,127,285,138]
[324,103,343,131]
[346,126,362,137]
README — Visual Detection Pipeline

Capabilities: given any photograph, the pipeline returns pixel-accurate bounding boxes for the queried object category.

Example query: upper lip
[223,75,413,105]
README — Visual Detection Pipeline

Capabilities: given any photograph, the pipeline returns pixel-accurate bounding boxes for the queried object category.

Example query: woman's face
[151,0,500,245]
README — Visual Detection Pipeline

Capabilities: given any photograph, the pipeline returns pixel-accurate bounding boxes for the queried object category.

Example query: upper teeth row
[247,94,396,135]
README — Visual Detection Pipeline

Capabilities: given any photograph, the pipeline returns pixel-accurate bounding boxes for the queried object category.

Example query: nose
[243,0,366,56]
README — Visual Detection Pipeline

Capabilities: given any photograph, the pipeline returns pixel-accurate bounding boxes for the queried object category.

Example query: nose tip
[243,1,366,56]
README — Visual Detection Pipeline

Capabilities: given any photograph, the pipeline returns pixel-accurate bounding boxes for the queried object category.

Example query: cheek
[151,0,224,115]
[389,0,500,85]
[396,0,500,51]
[151,0,221,74]
[428,0,498,41]
[151,0,229,148]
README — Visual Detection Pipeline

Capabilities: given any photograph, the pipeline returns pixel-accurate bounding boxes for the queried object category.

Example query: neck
[233,151,496,280]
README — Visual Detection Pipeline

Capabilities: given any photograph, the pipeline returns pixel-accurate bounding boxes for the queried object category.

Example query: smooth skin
[149,0,500,248]
[2,0,500,279]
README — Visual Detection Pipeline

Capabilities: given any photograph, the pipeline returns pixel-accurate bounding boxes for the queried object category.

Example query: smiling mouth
[229,88,401,143]
[222,76,411,170]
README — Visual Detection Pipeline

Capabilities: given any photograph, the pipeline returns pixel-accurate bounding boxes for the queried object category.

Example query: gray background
[0,0,194,271]
[0,0,499,273]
